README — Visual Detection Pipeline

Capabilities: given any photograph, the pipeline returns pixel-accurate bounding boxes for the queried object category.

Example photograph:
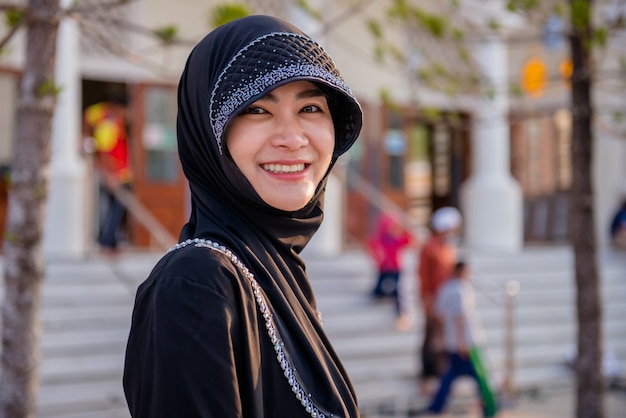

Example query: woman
[367,212,414,329]
[123,15,363,418]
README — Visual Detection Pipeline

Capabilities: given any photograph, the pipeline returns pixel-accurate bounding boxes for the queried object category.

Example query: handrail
[107,183,177,250]
[341,167,427,243]
[339,165,519,395]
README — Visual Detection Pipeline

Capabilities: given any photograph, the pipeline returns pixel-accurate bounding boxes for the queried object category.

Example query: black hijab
[175,14,363,416]
[177,14,361,281]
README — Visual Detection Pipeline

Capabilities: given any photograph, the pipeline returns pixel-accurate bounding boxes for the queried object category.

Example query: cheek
[225,121,258,168]
[316,121,336,161]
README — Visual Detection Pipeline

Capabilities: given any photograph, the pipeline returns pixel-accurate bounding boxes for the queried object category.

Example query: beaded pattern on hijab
[209,31,355,154]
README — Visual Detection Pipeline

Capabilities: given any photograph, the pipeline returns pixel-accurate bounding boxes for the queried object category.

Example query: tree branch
[0,18,23,51]
[75,14,183,75]
[71,7,196,48]
[0,3,26,12]
[66,0,137,14]
[312,0,378,37]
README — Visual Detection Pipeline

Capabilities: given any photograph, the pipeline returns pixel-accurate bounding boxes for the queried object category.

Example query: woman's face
[226,81,335,211]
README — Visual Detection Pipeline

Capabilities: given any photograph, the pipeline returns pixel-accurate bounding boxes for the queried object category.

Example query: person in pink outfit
[367,212,415,329]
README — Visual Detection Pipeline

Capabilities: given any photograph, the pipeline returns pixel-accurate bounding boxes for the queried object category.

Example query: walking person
[123,15,363,417]
[367,211,416,330]
[83,96,133,255]
[417,206,462,393]
[419,261,498,417]
[610,199,626,248]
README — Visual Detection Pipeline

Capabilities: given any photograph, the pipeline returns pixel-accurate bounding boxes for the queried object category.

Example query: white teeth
[262,163,305,173]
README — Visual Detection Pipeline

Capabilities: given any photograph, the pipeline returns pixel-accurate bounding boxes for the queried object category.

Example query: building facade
[0,0,624,256]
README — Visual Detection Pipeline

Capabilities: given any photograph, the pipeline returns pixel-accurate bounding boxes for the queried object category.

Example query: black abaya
[123,15,363,418]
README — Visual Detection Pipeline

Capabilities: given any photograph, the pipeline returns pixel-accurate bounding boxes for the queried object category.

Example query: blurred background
[0,0,625,417]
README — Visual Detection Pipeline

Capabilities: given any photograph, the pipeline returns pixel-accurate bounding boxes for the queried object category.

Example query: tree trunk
[568,1,605,417]
[0,0,61,416]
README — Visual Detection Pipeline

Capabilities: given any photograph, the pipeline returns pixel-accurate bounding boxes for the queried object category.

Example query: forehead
[255,81,324,99]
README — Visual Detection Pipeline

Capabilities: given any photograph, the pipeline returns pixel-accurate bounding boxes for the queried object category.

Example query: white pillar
[461,35,523,252]
[43,7,88,258]
[305,172,343,256]
[594,135,626,247]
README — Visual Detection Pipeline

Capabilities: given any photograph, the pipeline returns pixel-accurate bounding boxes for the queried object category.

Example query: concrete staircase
[303,245,626,415]
[0,245,623,417]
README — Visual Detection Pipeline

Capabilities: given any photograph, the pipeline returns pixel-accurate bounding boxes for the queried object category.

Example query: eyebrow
[258,88,325,103]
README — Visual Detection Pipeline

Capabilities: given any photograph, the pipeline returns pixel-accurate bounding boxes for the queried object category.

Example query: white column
[594,135,626,247]
[43,6,88,258]
[461,35,523,252]
[305,172,343,256]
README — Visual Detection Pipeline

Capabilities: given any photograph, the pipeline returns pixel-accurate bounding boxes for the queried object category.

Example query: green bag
[469,346,498,417]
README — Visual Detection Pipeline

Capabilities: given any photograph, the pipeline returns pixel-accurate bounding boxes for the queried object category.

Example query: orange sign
[559,58,573,88]
[521,57,547,98]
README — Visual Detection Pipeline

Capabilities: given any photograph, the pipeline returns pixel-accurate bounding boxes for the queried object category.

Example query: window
[143,87,177,182]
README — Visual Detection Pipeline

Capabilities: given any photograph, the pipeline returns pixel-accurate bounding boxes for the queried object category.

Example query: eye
[241,106,267,115]
[301,104,322,113]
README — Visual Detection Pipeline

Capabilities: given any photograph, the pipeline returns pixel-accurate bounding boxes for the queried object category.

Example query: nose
[271,114,308,149]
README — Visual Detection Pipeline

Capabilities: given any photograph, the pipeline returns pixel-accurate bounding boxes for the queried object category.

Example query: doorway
[82,79,187,249]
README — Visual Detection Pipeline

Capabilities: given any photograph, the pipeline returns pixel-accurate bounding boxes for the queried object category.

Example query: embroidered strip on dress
[168,238,336,418]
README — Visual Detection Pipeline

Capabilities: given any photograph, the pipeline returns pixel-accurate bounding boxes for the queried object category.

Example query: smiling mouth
[261,163,306,174]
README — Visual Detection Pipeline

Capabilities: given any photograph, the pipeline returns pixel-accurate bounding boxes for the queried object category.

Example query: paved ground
[403,384,626,418]
[1,248,624,417]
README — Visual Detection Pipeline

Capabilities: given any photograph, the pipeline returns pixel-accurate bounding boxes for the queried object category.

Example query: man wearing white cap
[416,206,462,394]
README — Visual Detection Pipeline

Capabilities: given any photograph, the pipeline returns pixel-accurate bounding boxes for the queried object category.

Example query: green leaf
[153,26,178,44]
[379,88,400,111]
[488,19,501,32]
[432,61,447,77]
[592,27,607,48]
[388,44,405,64]
[411,9,448,38]
[452,27,464,41]
[367,19,383,39]
[506,0,539,12]
[509,82,523,97]
[38,80,62,97]
[295,0,322,21]
[553,3,567,17]
[374,43,386,63]
[571,0,590,30]
[33,184,46,198]
[388,0,410,20]
[208,3,251,28]
[444,81,459,96]
[458,46,470,63]
[417,68,432,83]
[5,8,26,27]
[421,15,447,38]
[422,107,442,122]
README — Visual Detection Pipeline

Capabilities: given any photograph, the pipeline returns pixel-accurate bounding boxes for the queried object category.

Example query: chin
[263,188,315,211]
[267,196,311,212]
[274,202,308,212]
